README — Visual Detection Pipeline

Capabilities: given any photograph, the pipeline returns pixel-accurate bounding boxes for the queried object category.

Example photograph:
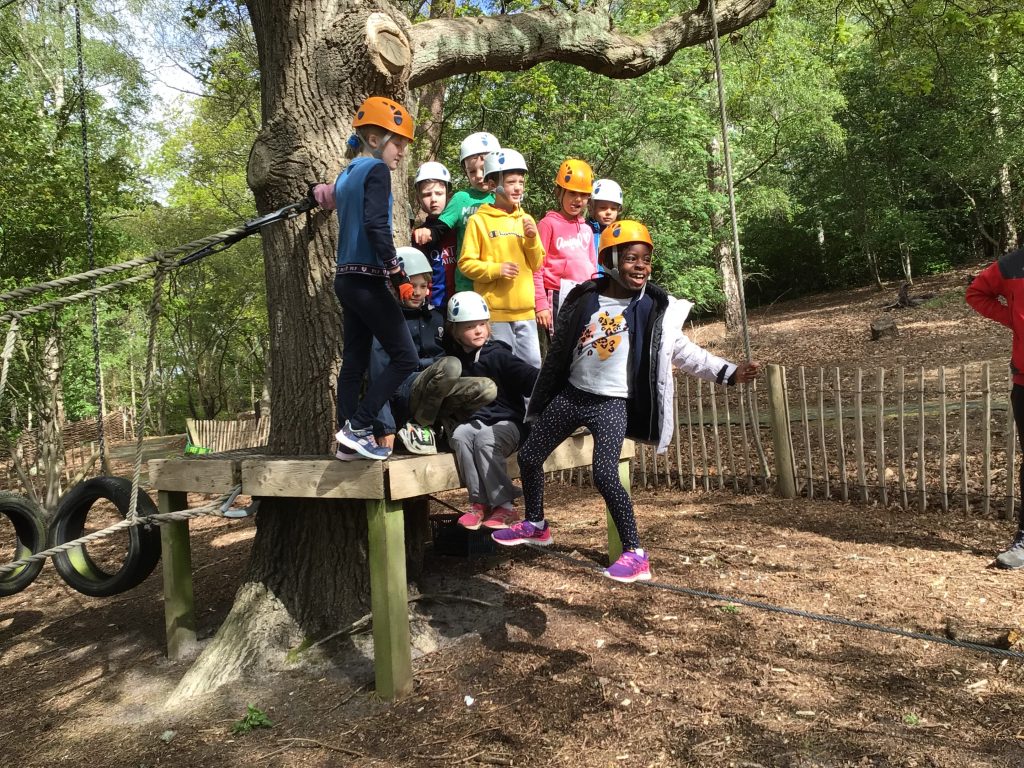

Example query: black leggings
[517,385,640,550]
[334,274,418,431]
[1012,385,1024,530]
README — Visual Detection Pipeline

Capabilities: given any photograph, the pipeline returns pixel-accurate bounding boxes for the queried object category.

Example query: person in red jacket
[966,251,1024,568]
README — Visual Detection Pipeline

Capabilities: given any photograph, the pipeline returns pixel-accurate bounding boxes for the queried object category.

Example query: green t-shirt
[441,187,495,292]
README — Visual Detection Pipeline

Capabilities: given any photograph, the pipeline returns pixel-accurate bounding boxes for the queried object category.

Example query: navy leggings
[334,274,418,431]
[517,385,640,550]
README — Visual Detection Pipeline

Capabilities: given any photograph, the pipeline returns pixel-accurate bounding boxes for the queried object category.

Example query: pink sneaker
[492,520,552,547]
[603,550,652,583]
[482,505,519,530]
[457,503,489,531]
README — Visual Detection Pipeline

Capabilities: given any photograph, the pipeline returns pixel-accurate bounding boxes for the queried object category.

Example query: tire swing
[0,492,48,597]
[50,477,162,598]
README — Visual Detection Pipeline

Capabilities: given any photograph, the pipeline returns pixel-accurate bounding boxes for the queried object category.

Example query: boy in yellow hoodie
[458,149,545,368]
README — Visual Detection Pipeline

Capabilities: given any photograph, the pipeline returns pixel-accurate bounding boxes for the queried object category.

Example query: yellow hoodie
[458,203,545,322]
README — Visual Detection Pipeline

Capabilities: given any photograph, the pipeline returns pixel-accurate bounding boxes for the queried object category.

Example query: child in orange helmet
[494,221,761,582]
[311,96,419,460]
[533,158,597,335]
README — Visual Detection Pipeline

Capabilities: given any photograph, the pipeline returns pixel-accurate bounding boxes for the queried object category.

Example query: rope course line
[528,544,1024,662]
[0,488,240,578]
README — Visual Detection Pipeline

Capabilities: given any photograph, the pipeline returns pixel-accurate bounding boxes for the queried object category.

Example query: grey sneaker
[398,423,438,455]
[995,530,1024,570]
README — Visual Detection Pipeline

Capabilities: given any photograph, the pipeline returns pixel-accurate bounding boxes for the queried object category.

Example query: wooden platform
[149,434,635,699]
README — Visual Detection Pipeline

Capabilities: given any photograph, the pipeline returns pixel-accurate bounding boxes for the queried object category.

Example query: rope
[0,256,163,304]
[0,491,235,577]
[530,545,1024,662]
[73,0,107,473]
[0,271,158,323]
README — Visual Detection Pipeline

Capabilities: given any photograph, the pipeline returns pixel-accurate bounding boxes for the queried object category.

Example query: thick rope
[0,271,158,323]
[532,545,1024,662]
[0,492,234,577]
[73,0,107,472]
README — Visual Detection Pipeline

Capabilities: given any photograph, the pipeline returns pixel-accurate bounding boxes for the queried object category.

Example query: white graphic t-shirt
[569,294,632,398]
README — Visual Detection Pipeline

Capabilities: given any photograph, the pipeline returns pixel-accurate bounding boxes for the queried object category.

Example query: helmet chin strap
[363,131,394,160]
[606,246,647,295]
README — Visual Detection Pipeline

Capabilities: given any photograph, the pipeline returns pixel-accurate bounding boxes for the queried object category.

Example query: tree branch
[407,0,776,88]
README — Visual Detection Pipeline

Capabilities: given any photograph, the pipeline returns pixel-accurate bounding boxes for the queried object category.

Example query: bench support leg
[605,458,630,564]
[366,497,412,699]
[159,490,197,660]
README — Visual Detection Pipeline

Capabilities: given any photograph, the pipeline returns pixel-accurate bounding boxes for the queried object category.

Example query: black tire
[50,477,162,598]
[0,492,47,598]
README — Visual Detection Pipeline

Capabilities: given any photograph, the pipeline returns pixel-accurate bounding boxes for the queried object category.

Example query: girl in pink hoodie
[534,158,596,335]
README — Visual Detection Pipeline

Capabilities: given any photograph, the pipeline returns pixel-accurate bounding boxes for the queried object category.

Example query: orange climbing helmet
[353,96,415,141]
[598,220,653,256]
[554,158,594,194]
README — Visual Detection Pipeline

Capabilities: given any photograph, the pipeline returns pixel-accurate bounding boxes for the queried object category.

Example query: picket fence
[560,361,1018,520]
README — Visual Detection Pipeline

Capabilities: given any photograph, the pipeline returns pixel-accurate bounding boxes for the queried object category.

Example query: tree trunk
[899,241,913,285]
[37,321,65,513]
[707,134,742,330]
[990,55,1018,251]
[175,0,775,701]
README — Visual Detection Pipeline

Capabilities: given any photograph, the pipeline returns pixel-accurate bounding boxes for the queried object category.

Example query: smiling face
[417,180,447,216]
[601,242,653,292]
[558,188,590,219]
[403,274,431,308]
[591,201,621,226]
[454,319,490,350]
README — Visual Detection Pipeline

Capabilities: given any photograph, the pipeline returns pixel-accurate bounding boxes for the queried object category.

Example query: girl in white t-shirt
[493,221,761,582]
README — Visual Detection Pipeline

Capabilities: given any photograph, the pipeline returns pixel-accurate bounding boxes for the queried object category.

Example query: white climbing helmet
[414,161,452,188]
[483,149,528,180]
[458,132,500,162]
[446,291,490,322]
[396,246,432,277]
[592,178,623,207]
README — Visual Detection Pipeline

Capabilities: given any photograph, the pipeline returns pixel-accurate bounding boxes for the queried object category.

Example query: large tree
[173,0,775,698]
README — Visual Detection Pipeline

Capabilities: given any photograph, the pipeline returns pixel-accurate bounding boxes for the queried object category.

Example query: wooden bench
[149,434,635,699]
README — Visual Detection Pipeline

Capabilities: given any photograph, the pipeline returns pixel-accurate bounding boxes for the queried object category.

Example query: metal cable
[529,545,1024,662]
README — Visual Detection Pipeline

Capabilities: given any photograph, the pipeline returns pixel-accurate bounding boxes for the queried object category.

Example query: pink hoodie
[533,210,597,312]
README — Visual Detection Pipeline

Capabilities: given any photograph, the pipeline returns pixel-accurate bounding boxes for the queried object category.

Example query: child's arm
[364,164,401,272]
[458,217,502,283]
[533,216,555,315]
[966,261,1012,328]
[671,334,739,386]
[523,215,545,274]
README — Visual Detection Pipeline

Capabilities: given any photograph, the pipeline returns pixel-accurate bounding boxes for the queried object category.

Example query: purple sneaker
[492,520,552,547]
[603,550,651,583]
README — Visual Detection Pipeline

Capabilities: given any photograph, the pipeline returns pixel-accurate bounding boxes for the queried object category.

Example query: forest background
[1,0,1022,440]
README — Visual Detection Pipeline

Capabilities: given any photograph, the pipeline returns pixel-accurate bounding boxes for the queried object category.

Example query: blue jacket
[334,157,399,277]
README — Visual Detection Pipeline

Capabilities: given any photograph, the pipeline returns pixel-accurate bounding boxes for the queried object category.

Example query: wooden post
[606,458,629,564]
[684,378,696,491]
[876,367,886,507]
[854,368,867,502]
[1007,363,1017,521]
[158,490,196,660]
[748,381,771,490]
[638,441,648,490]
[939,366,948,513]
[738,385,753,491]
[696,379,710,491]
[673,390,684,489]
[835,368,848,502]
[799,366,814,499]
[917,367,926,511]
[366,497,412,699]
[723,386,738,491]
[818,367,829,500]
[982,362,991,516]
[710,385,725,489]
[898,366,908,509]
[961,364,969,513]
[766,364,796,499]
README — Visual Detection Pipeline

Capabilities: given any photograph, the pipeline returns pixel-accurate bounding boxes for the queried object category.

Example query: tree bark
[989,55,1018,251]
[175,0,775,700]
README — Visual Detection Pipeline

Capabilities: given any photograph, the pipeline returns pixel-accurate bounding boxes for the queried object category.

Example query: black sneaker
[995,530,1024,570]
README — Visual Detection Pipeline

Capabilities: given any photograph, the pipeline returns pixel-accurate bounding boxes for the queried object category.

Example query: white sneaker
[398,424,438,455]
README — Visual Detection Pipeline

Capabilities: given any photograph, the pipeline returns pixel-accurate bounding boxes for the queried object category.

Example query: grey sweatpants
[490,320,541,369]
[448,419,522,508]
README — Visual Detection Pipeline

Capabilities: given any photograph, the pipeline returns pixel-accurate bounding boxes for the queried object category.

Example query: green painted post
[606,458,629,564]
[366,497,412,699]
[158,490,196,659]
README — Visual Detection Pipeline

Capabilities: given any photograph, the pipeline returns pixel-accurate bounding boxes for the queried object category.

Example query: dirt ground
[4,267,1024,768]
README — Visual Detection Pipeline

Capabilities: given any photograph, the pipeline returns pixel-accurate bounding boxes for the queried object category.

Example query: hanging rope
[72,0,109,474]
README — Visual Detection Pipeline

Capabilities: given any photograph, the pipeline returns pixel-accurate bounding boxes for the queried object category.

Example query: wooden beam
[150,457,240,494]
[366,497,412,699]
[158,490,197,660]
[241,458,386,499]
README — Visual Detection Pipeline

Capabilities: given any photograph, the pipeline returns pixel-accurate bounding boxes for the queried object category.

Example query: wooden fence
[562,361,1019,519]
[185,417,270,453]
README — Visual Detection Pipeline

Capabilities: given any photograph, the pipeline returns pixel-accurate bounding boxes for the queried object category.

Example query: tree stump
[870,317,899,341]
